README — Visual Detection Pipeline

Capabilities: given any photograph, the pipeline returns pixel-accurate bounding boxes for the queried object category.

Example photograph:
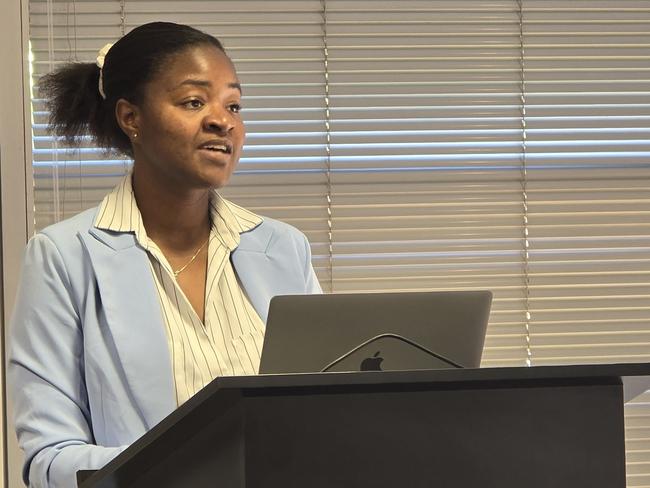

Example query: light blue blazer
[8,207,321,488]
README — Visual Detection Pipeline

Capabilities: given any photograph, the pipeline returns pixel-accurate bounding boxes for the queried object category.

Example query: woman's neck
[131,167,211,252]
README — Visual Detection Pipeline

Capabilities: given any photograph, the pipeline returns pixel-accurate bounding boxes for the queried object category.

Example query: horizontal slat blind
[31,0,132,229]
[27,1,650,485]
[524,1,650,365]
[322,0,528,367]
[520,3,650,485]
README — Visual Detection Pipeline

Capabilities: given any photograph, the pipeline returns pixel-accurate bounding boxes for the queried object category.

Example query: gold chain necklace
[173,237,210,278]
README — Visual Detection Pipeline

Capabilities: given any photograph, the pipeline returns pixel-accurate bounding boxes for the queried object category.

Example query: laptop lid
[259,290,492,374]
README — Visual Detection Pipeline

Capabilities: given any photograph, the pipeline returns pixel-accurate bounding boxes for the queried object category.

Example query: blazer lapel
[78,218,299,427]
[232,223,307,323]
[231,249,273,323]
[231,223,274,322]
[80,228,176,428]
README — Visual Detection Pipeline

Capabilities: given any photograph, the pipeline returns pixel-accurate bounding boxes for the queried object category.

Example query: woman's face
[130,44,244,191]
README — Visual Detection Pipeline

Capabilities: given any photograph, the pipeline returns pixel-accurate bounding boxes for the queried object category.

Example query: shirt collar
[208,191,262,250]
[94,174,262,251]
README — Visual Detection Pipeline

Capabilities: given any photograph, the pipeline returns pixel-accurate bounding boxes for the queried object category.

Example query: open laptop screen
[259,291,492,374]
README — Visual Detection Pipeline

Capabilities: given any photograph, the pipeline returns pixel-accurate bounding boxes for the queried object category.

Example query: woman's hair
[39,22,226,156]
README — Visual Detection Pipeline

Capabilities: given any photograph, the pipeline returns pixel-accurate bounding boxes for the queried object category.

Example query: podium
[78,363,650,488]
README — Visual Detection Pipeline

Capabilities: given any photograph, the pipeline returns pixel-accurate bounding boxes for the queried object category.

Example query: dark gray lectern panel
[243,383,625,488]
[133,400,245,488]
[81,365,649,488]
[82,389,246,488]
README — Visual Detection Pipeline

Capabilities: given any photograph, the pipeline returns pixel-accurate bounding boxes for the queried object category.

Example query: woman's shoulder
[242,215,310,251]
[256,215,304,235]
[37,207,98,241]
[29,207,100,258]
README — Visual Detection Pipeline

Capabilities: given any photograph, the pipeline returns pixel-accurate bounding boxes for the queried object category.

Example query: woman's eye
[183,99,204,109]
[229,103,242,114]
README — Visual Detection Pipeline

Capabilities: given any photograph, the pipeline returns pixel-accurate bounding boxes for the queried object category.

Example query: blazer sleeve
[8,234,127,488]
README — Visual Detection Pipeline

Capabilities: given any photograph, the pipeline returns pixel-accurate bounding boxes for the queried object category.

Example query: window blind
[322,0,531,367]
[27,0,650,485]
[521,2,650,484]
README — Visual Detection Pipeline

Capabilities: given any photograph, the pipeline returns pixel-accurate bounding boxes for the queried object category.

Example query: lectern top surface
[227,362,650,402]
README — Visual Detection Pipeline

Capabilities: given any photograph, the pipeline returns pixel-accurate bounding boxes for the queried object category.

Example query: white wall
[0,0,33,486]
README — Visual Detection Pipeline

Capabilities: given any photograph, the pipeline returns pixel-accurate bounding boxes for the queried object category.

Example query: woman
[9,22,320,488]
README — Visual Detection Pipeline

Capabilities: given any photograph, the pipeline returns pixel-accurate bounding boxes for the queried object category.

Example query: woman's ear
[115,98,140,143]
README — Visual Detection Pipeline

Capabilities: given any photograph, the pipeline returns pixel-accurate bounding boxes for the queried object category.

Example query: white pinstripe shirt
[95,175,265,405]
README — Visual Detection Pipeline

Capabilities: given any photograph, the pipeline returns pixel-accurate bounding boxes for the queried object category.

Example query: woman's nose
[203,106,233,133]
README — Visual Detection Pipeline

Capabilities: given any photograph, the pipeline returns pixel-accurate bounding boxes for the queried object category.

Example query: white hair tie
[96,43,114,100]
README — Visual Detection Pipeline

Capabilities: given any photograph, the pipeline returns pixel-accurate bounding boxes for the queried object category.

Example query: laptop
[259,290,492,374]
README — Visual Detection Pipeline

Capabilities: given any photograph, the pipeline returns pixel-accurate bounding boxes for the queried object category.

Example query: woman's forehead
[154,45,239,90]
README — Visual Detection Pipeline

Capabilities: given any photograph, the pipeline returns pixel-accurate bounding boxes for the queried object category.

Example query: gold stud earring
[133,132,138,139]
